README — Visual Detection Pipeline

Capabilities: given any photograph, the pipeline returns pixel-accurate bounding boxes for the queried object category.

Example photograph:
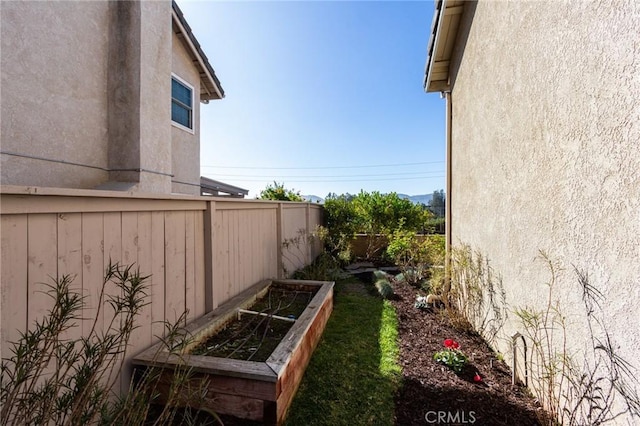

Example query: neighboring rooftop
[200,177,249,198]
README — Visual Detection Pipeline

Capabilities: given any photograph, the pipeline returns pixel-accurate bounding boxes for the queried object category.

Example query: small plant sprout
[433,339,467,374]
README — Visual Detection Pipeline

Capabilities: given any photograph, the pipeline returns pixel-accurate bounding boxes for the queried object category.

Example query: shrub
[323,194,360,262]
[291,252,348,282]
[386,231,445,288]
[324,191,434,262]
[351,191,428,235]
[0,262,207,425]
[258,181,304,201]
[374,278,395,300]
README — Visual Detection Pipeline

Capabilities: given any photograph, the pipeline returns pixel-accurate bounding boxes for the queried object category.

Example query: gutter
[445,91,452,267]
[423,0,447,92]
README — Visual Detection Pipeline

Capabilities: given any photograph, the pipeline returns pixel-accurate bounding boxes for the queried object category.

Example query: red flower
[474,373,482,383]
[443,339,460,349]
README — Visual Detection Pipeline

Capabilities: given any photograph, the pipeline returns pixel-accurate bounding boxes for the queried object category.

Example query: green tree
[352,191,428,235]
[323,194,360,261]
[258,181,304,201]
[428,189,446,217]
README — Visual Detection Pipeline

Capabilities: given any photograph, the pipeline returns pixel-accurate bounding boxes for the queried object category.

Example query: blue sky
[178,0,445,198]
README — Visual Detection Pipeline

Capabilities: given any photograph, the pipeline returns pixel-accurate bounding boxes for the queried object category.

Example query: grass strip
[284,276,401,425]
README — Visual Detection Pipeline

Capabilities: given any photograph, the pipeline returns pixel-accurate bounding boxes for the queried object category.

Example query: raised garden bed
[132,279,334,425]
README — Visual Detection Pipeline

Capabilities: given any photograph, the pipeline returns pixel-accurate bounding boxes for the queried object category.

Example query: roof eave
[172,1,225,101]
[423,0,465,93]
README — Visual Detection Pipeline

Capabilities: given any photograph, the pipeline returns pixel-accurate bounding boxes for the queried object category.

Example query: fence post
[276,202,284,278]
[204,200,216,311]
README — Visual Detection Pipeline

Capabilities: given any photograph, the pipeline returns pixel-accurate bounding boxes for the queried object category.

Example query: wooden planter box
[132,279,334,425]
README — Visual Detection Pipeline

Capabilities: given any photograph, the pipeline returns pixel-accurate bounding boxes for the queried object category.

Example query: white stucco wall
[171,31,202,196]
[449,0,639,420]
[1,1,110,188]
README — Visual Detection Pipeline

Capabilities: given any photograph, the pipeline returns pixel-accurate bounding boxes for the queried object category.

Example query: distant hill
[398,193,434,205]
[304,193,435,205]
[408,194,433,205]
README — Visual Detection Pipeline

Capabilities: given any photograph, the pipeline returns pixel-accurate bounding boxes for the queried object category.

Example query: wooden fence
[0,186,323,390]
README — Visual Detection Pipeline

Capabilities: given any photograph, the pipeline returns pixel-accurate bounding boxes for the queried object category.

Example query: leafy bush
[323,195,360,262]
[258,181,304,201]
[352,191,430,235]
[291,252,348,282]
[425,217,445,234]
[386,231,445,288]
[324,191,433,261]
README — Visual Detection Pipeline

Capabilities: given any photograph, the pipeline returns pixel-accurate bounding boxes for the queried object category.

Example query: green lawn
[284,276,401,426]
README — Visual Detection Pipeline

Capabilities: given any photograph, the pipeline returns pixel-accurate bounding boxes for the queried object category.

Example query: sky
[178,0,445,199]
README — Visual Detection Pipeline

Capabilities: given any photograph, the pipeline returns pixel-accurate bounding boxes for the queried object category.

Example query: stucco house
[1,0,223,195]
[425,0,639,422]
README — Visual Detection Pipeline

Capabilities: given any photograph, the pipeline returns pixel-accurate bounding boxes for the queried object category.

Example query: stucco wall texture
[1,1,111,188]
[1,1,203,195]
[450,0,639,418]
[171,31,201,196]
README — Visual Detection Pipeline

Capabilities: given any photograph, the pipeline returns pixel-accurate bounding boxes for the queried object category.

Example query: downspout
[444,90,452,294]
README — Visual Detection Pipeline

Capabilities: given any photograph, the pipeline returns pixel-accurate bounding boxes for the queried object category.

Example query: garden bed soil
[191,287,317,362]
[390,282,548,425]
[132,279,333,425]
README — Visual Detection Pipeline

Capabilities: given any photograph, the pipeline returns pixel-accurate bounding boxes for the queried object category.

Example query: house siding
[171,31,202,195]
[449,0,639,419]
[1,1,211,196]
[0,1,111,188]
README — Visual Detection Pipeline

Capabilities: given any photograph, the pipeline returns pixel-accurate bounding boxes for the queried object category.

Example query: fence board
[119,211,138,392]
[185,211,196,322]
[57,213,83,343]
[150,211,166,341]
[133,211,153,350]
[164,211,186,324]
[229,210,238,299]
[102,212,122,389]
[194,212,206,318]
[81,213,104,336]
[1,215,28,359]
[213,209,227,307]
[102,212,122,332]
[0,188,323,400]
[27,214,58,329]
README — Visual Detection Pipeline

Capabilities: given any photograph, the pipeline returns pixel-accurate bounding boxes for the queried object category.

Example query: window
[171,75,193,131]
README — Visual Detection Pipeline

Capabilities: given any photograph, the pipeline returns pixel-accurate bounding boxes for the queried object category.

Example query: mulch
[390,282,548,425]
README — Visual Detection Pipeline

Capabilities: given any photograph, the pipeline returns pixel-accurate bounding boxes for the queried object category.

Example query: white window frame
[171,73,195,134]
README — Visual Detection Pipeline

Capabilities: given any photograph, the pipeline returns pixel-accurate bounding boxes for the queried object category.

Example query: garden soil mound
[391,283,547,425]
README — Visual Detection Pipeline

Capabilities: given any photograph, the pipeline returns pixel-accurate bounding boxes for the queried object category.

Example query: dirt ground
[390,282,548,425]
